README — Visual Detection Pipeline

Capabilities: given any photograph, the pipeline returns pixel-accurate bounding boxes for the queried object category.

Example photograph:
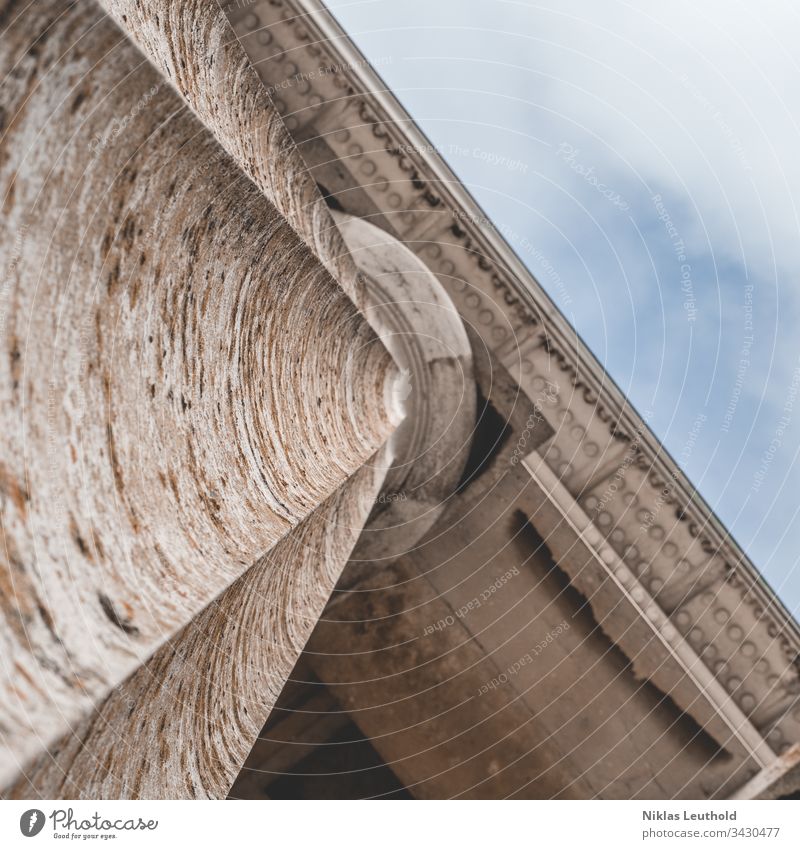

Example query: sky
[326,0,800,616]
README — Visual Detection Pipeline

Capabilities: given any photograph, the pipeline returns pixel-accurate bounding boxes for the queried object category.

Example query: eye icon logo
[19,809,45,837]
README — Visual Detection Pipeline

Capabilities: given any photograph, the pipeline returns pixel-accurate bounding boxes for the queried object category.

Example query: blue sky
[327,0,800,615]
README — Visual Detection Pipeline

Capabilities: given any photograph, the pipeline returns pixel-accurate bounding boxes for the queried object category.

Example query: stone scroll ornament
[0,0,403,797]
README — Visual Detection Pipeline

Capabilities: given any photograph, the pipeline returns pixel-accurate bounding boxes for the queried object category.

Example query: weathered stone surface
[332,211,476,560]
[0,0,396,788]
[6,457,390,799]
[99,0,369,307]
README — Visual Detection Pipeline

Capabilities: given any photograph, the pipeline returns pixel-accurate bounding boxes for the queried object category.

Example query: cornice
[227,0,800,762]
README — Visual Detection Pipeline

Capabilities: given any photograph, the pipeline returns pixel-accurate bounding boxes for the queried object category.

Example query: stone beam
[730,743,800,800]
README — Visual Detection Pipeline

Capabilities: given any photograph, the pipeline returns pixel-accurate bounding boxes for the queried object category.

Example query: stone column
[0,0,398,794]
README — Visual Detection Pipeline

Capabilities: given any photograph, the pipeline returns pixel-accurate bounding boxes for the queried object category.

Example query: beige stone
[0,0,396,790]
